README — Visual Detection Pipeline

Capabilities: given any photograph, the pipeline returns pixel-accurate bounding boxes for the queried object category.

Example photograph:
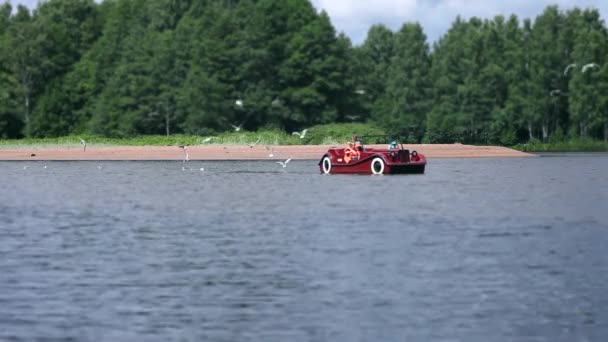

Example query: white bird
[247,137,261,148]
[271,98,281,106]
[199,167,205,171]
[235,99,243,108]
[178,145,189,163]
[582,63,600,73]
[231,122,244,132]
[564,63,577,76]
[276,158,292,168]
[43,164,47,169]
[292,129,308,139]
[550,89,561,96]
[355,89,366,95]
[264,145,274,158]
[202,137,217,144]
[345,115,360,121]
[79,137,87,152]
[97,163,102,170]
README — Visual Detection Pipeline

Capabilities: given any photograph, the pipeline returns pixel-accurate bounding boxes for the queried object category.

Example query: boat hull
[318,149,426,175]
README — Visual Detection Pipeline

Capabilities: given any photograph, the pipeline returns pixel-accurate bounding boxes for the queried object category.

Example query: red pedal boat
[318,139,426,175]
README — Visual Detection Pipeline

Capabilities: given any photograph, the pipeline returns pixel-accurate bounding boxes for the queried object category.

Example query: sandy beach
[0,144,535,160]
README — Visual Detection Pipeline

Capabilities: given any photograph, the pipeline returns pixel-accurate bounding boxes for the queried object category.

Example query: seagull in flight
[292,129,308,139]
[235,99,243,108]
[231,122,244,132]
[563,63,577,76]
[345,115,360,121]
[202,136,217,144]
[550,89,561,96]
[247,137,261,148]
[79,137,87,152]
[582,63,599,73]
[355,89,365,95]
[276,157,292,168]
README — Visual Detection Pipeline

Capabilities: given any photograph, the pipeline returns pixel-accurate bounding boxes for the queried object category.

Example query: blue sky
[7,0,608,44]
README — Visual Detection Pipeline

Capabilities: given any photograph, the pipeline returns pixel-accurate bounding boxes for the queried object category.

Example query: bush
[512,138,608,152]
[0,124,387,148]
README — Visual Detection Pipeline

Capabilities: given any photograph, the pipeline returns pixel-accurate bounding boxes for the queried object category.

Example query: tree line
[0,0,607,144]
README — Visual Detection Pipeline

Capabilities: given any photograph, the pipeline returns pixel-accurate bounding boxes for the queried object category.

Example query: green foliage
[301,123,386,144]
[0,123,385,147]
[513,138,608,152]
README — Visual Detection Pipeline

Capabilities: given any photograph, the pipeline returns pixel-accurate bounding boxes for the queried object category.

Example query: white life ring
[371,157,385,175]
[322,156,332,174]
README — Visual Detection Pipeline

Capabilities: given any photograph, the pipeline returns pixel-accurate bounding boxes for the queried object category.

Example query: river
[1,155,607,341]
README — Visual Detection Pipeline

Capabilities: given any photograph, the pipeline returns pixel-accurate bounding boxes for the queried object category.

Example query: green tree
[352,24,396,122]
[568,9,607,138]
[527,6,568,141]
[280,10,350,131]
[374,22,431,141]
[0,3,23,138]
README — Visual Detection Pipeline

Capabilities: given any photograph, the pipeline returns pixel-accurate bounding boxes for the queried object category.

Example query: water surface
[1,156,607,341]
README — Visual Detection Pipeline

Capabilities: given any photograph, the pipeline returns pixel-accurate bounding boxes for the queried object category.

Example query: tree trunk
[24,93,30,136]
[542,124,548,142]
[165,113,170,136]
[604,122,607,142]
[528,122,534,140]
[24,95,29,123]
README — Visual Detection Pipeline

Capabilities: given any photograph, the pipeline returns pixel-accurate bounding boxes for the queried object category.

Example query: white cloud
[5,0,41,9]
[312,0,608,44]
[8,0,608,45]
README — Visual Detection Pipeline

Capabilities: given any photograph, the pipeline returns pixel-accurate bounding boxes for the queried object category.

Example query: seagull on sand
[563,63,577,76]
[582,63,599,73]
[264,145,274,158]
[276,157,292,168]
[178,144,189,163]
[247,137,261,148]
[79,137,87,152]
[292,129,308,139]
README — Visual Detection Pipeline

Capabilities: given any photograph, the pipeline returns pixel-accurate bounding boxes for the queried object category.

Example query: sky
[7,0,608,44]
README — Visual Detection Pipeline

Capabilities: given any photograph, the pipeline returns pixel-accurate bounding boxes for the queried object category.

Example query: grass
[512,138,608,152]
[0,123,388,148]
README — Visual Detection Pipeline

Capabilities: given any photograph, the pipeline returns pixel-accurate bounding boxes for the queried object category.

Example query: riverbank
[0,144,535,160]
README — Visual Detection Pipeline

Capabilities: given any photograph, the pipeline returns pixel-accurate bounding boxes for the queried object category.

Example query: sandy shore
[0,144,535,160]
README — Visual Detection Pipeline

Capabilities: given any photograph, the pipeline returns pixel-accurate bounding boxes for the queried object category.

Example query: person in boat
[344,141,361,163]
